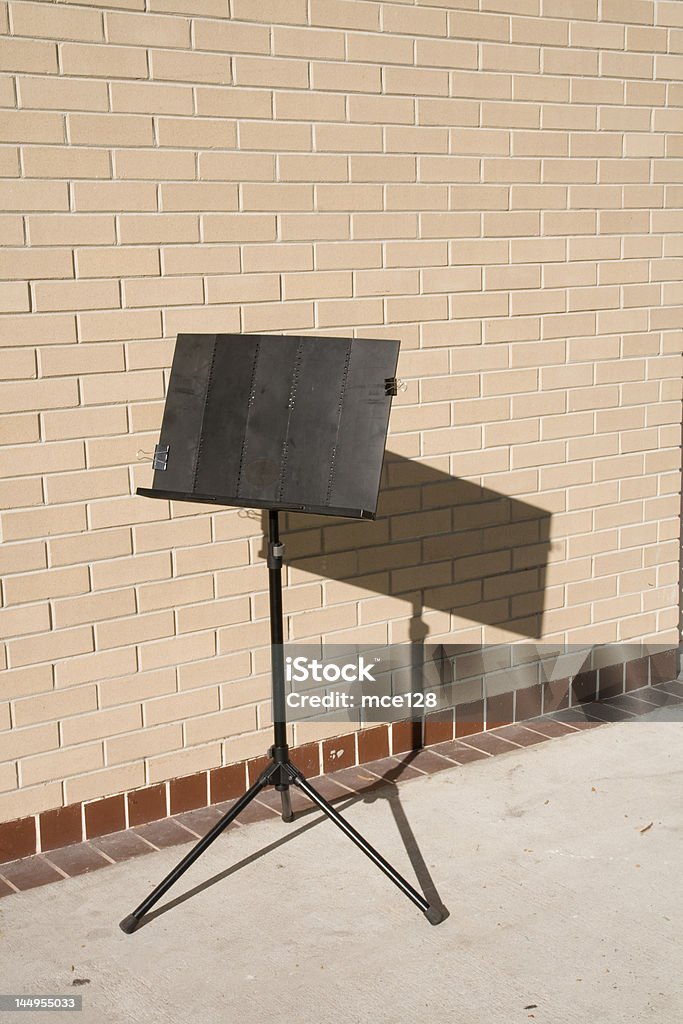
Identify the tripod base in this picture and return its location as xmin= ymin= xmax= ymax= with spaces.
xmin=119 ymin=749 xmax=444 ymax=933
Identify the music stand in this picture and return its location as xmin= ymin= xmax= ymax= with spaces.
xmin=119 ymin=333 xmax=443 ymax=932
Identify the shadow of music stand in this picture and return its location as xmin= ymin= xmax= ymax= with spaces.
xmin=119 ymin=332 xmax=443 ymax=933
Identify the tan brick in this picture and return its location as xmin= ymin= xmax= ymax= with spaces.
xmin=316 ymin=241 xmax=381 ymax=270
xmin=91 ymin=551 xmax=170 ymax=592
xmin=231 ymin=55 xmax=306 ymax=90
xmin=9 ymin=625 xmax=94 ymax=670
xmin=78 ymin=369 xmax=163 ymax=407
xmin=199 ymin=148 xmax=270 ymax=181
xmin=352 ymin=155 xmax=416 ymax=182
xmin=147 ymin=743 xmax=221 ymax=784
xmin=0 ymin=147 xmax=19 ymax=179
xmin=310 ymin=60 xmax=380 ymax=94
xmin=420 ymin=98 xmax=479 ymax=129
xmin=21 ymin=147 xmax=110 ymax=182
xmin=416 ymin=38 xmax=478 ymax=70
xmin=105 ymin=721 xmax=181 ymax=764
xmin=72 ymin=182 xmax=157 ymax=213
xmin=149 ymin=0 xmax=220 ymax=11
xmin=451 ymin=290 xmax=508 ymax=319
xmin=139 ymin=631 xmax=215 ymax=672
xmin=315 ymin=297 xmax=382 ymax=328
xmin=241 ymin=243 xmax=312 ymax=274
xmin=27 ymin=214 xmax=115 ymax=247
xmin=33 ymin=280 xmax=120 ymax=314
xmin=48 ymin=467 xmax=129 ymax=509
xmin=119 ymin=213 xmax=200 ymax=245
xmin=163 ymin=305 xmax=241 ymax=336
xmin=73 ymin=262 xmax=154 ymax=299
xmin=241 ymin=300 xmax=314 ymax=333
xmin=156 ymin=116 xmax=236 ymax=149
xmin=78 ymin=309 xmax=162 ymax=342
xmin=21 ymin=742 xmax=103 ymax=787
xmin=512 ymin=15 xmax=567 ymax=45
xmin=0 ymin=313 xmax=77 ymax=350
xmin=282 ymin=271 xmax=351 ymax=301
xmin=0 ymin=284 xmax=30 ymax=315
xmin=513 ymin=75 xmax=568 ymax=103
xmin=61 ymin=704 xmax=142 ymax=748
xmin=0 ymin=782 xmax=62 ymax=822
xmin=603 ymin=0 xmax=653 ymax=24
xmin=316 ymin=123 xmax=381 ymax=153
xmin=0 ymin=722 xmax=58 ymax=763
xmin=0 ymin=602 xmax=51 ymax=639
xmin=114 ymin=147 xmax=195 ymax=180
xmin=53 ymin=587 xmax=136 ymax=630
xmin=5 ymin=565 xmax=89 ymax=607
xmin=513 ymin=132 xmax=568 ymax=158
xmin=272 ymin=25 xmax=344 ymax=59
xmin=240 ymin=120 xmax=309 ymax=151
xmin=0 ymin=476 xmax=42 ymax=512
xmin=387 ymin=294 xmax=448 ymax=323
xmin=18 ymin=78 xmax=100 ymax=116
xmin=68 ymin=114 xmax=152 ymax=149
xmin=185 ymin=706 xmax=257 ymax=746
xmin=96 ymin=609 xmax=174 ymax=650
xmin=0 ymin=180 xmax=68 ymax=213
xmin=123 ymin=275 xmax=203 ymax=309
xmin=54 ymin=645 xmax=137 ymax=689
xmin=0 ymin=216 xmax=24 ymax=245
xmin=0 ymin=663 xmax=51 ymax=701
xmin=481 ymin=44 xmax=540 ymax=74
xmin=0 ymin=38 xmax=58 ymax=74
xmin=150 ymin=49 xmax=228 ymax=84
xmin=106 ymin=10 xmax=189 ymax=47
xmin=484 ymin=158 xmax=540 ymax=183
xmin=1 ymin=501 xmax=87 ymax=544
xmin=0 ymin=373 xmax=79 ymax=416
xmin=12 ymin=1 xmax=103 ymax=39
xmin=309 ymin=0 xmax=379 ymax=31
xmin=0 ymin=413 xmax=40 ymax=445
xmin=98 ymin=665 xmax=175 ymax=708
xmin=137 ymin=575 xmax=213 ymax=615
xmin=0 ymin=762 xmax=17 ymax=794
xmin=344 ymin=33 xmax=411 ymax=70
xmin=657 ymin=0 xmax=683 ymax=27
xmin=61 ymin=42 xmax=148 ymax=79
xmin=41 ymin=408 xmax=126 ymax=445
xmin=176 ymin=596 xmax=250 ymax=634
xmin=65 ymin=763 xmax=145 ymax=806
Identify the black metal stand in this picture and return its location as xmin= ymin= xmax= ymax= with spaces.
xmin=119 ymin=511 xmax=443 ymax=933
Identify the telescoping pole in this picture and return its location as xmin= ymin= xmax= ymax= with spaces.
xmin=267 ymin=510 xmax=288 ymax=756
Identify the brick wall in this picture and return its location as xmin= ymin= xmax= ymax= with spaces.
xmin=0 ymin=0 xmax=682 ymax=827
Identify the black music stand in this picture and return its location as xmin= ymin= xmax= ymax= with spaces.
xmin=119 ymin=333 xmax=443 ymax=932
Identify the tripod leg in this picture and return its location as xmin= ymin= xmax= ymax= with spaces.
xmin=279 ymin=786 xmax=294 ymax=823
xmin=292 ymin=774 xmax=444 ymax=925
xmin=119 ymin=772 xmax=270 ymax=934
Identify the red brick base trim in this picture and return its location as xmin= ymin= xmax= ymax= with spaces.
xmin=0 ymin=649 xmax=676 ymax=865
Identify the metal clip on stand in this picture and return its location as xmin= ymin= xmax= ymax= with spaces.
xmin=120 ymin=510 xmax=443 ymax=933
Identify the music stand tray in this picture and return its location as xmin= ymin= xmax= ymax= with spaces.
xmin=119 ymin=333 xmax=443 ymax=932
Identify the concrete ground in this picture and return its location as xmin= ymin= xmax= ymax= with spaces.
xmin=1 ymin=709 xmax=681 ymax=1024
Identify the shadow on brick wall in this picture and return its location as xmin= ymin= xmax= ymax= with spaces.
xmin=269 ymin=450 xmax=552 ymax=642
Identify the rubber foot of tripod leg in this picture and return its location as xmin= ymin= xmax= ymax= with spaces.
xmin=282 ymin=811 xmax=295 ymax=823
xmin=423 ymin=905 xmax=445 ymax=926
xmin=119 ymin=914 xmax=140 ymax=934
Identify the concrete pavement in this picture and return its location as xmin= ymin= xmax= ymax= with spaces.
xmin=1 ymin=709 xmax=681 ymax=1024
